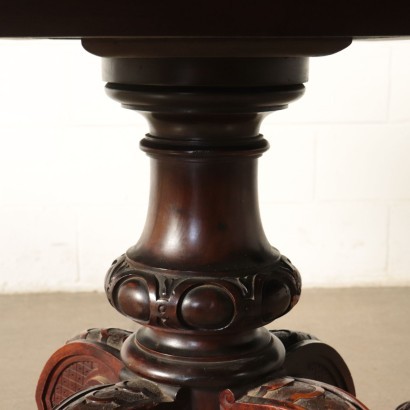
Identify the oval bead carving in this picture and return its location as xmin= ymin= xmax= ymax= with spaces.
xmin=261 ymin=281 xmax=291 ymax=323
xmin=116 ymin=278 xmax=150 ymax=322
xmin=180 ymin=285 xmax=235 ymax=330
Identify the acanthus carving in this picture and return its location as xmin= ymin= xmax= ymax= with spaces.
xmin=105 ymin=252 xmax=301 ymax=332
xmin=55 ymin=379 xmax=173 ymax=409
xmin=67 ymin=328 xmax=132 ymax=351
xmin=219 ymin=377 xmax=369 ymax=410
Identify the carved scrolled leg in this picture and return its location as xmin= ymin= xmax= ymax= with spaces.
xmin=219 ymin=377 xmax=369 ymax=410
xmin=271 ymin=330 xmax=355 ymax=395
xmin=36 ymin=328 xmax=132 ymax=409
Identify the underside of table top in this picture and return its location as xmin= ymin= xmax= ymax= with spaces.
xmin=0 ymin=0 xmax=409 ymax=38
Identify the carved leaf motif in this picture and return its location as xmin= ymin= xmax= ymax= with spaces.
xmin=220 ymin=377 xmax=369 ymax=410
xmin=67 ymin=328 xmax=132 ymax=350
xmin=61 ymin=379 xmax=173 ymax=409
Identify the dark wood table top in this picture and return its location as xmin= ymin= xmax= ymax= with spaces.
xmin=0 ymin=0 xmax=409 ymax=38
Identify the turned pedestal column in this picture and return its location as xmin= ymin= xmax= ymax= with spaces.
xmin=103 ymin=58 xmax=305 ymax=409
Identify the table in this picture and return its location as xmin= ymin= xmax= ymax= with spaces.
xmin=1 ymin=2 xmax=410 ymax=409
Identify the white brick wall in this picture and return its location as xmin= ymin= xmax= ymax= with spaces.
xmin=0 ymin=39 xmax=409 ymax=292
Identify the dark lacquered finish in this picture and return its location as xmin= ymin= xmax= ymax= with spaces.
xmin=14 ymin=5 xmax=406 ymax=408
xmin=36 ymin=48 xmax=374 ymax=409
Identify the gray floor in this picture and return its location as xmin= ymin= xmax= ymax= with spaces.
xmin=1 ymin=288 xmax=409 ymax=409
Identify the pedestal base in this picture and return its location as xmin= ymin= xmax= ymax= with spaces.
xmin=36 ymin=43 xmax=373 ymax=410
xmin=37 ymin=328 xmax=362 ymax=409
